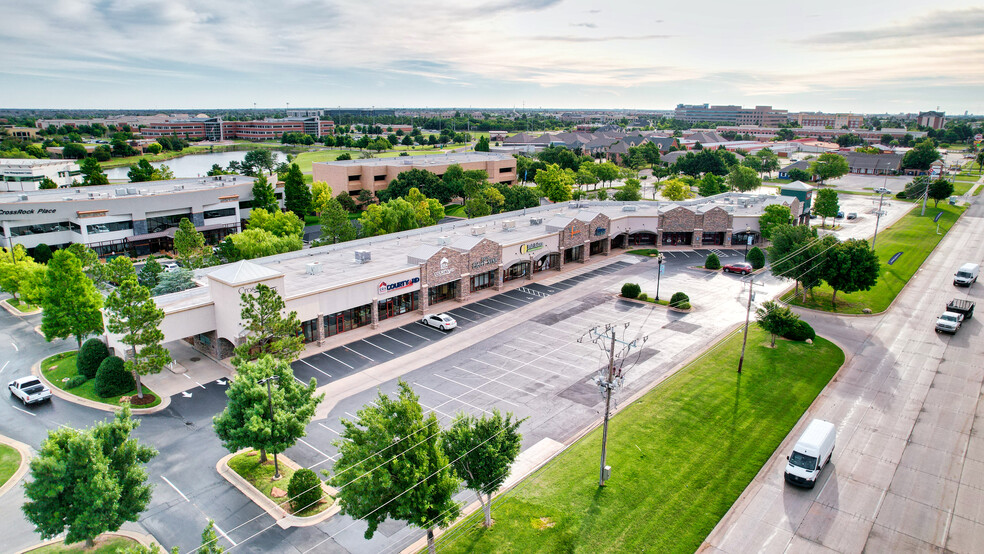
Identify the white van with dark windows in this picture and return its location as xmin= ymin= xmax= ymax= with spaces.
xmin=954 ymin=263 xmax=980 ymax=287
xmin=784 ymin=419 xmax=835 ymax=488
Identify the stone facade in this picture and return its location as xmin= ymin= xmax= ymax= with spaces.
xmin=660 ymin=207 xmax=698 ymax=232
xmin=558 ymin=219 xmax=590 ymax=249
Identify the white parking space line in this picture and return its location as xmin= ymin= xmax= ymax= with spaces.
xmin=415 ymin=321 xmax=450 ymax=334
xmin=394 ymin=327 xmax=431 ymax=341
xmin=322 ymin=352 xmax=354 ymax=369
xmin=446 ymin=310 xmax=476 ymax=323
xmin=293 ymin=375 xmax=308 ymax=386
xmin=470 ymin=301 xmax=504 ymax=313
xmin=361 ymin=339 xmax=394 ymax=355
xmin=486 ymin=350 xmax=567 ymax=377
xmin=454 ymin=364 xmax=550 ymax=391
xmin=436 ymin=374 xmax=521 ymax=407
xmin=213 ymin=523 xmax=237 ymax=547
xmin=0 ymin=360 xmax=8 ymax=375
xmin=343 ymin=345 xmax=375 ymax=362
xmin=484 ymin=296 xmax=522 ymax=309
xmin=12 ymin=405 xmax=35 ymax=416
xmin=456 ymin=305 xmax=488 ymax=317
xmin=413 ymin=382 xmax=492 ymax=415
xmin=420 ymin=402 xmax=455 ymax=420
xmin=380 ymin=332 xmax=412 ymax=348
xmin=490 ymin=348 xmax=581 ymax=371
xmin=161 ymin=475 xmax=190 ymax=502
xmin=467 ymin=358 xmax=555 ymax=388
xmin=318 ymin=422 xmax=353 ymax=441
xmin=10 ymin=342 xmax=18 ymax=352
xmin=298 ymin=358 xmax=331 ymax=378
xmin=298 ymin=438 xmax=335 ymax=461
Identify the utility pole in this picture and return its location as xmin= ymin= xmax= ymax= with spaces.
xmin=581 ymin=323 xmax=645 ymax=486
xmin=737 ymin=277 xmax=765 ymax=374
xmin=871 ymin=191 xmax=886 ymax=250
xmin=259 ymin=375 xmax=282 ymax=479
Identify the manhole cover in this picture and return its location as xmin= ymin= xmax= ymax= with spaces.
xmin=190 ymin=357 xmax=200 ymax=362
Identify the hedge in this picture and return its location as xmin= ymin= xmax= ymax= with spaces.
xmin=621 ymin=283 xmax=641 ymax=299
xmin=94 ymin=356 xmax=135 ymax=398
xmin=288 ymin=468 xmax=323 ymax=512
xmin=77 ymin=338 xmax=110 ymax=380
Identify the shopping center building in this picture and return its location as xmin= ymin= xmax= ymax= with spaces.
xmin=0 ymin=175 xmax=267 ymax=256
xmin=137 ymin=191 xmax=802 ymax=360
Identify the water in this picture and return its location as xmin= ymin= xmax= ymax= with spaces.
xmin=105 ymin=150 xmax=288 ymax=180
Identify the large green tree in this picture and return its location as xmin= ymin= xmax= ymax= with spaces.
xmin=768 ymin=224 xmax=824 ymax=298
xmin=0 ymin=245 xmax=41 ymax=302
xmin=901 ymin=139 xmax=940 ymax=171
xmin=79 ymin=157 xmax=109 ymax=186
xmin=474 ymin=135 xmax=490 ymax=152
xmin=213 ymin=356 xmax=323 ymax=462
xmin=758 ymin=204 xmax=792 ymax=240
xmin=329 ymin=381 xmax=460 ymax=554
xmin=250 ymin=175 xmax=279 ymax=213
xmin=172 ymin=217 xmax=206 ymax=269
xmin=22 ymin=407 xmax=156 ymax=548
xmin=822 ymin=239 xmax=880 ymax=306
xmin=104 ymin=258 xmax=171 ymax=399
xmin=318 ymin=196 xmax=358 ymax=244
xmin=813 ymin=188 xmax=840 ymax=228
xmin=726 ymin=165 xmax=761 ymax=192
xmin=809 ymin=153 xmax=849 ymax=185
xmin=755 ymin=301 xmax=800 ymax=347
xmin=243 ymin=149 xmax=276 ymax=175
xmin=928 ymin=178 xmax=955 ymax=206
xmin=41 ymin=250 xmax=104 ymax=347
xmin=283 ymin=163 xmax=312 ymax=217
xmin=443 ymin=410 xmax=525 ymax=528
xmin=233 ymin=283 xmax=304 ymax=365
xmin=660 ymin=178 xmax=695 ymax=201
xmin=248 ymin=207 xmax=304 ymax=237
xmin=533 ymin=163 xmax=574 ymax=202
xmin=225 ymin=228 xmax=302 ymax=260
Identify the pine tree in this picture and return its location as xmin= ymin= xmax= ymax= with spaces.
xmin=233 ymin=284 xmax=304 ymax=365
xmin=250 ymin=174 xmax=279 ymax=214
xmin=283 ymin=163 xmax=312 ymax=217
xmin=41 ymin=250 xmax=103 ymax=347
xmin=318 ymin=196 xmax=357 ymax=244
xmin=172 ymin=217 xmax=205 ymax=269
xmin=104 ymin=268 xmax=171 ymax=400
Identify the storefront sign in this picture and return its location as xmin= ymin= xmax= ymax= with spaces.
xmin=471 ymin=256 xmax=499 ymax=270
xmin=378 ymin=276 xmax=420 ymax=294
xmin=594 ymin=227 xmax=607 ymax=236
xmin=434 ymin=257 xmax=455 ymax=277
xmin=568 ymin=225 xmax=581 ymax=236
xmin=519 ymin=241 xmax=544 ymax=254
xmin=238 ymin=284 xmax=279 ymax=295
xmin=0 ymin=208 xmax=56 ymax=215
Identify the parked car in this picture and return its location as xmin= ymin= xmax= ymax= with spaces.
xmin=421 ymin=313 xmax=457 ymax=331
xmin=8 ymin=376 xmax=52 ymax=405
xmin=722 ymin=262 xmax=753 ymax=275
xmin=784 ymin=419 xmax=836 ymax=488
xmin=162 ymin=261 xmax=180 ymax=272
xmin=873 ymin=187 xmax=891 ymax=195
xmin=846 ymin=213 xmax=858 ymax=220
xmin=834 ymin=211 xmax=844 ymax=219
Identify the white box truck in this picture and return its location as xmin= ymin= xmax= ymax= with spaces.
xmin=784 ymin=419 xmax=836 ymax=488
xmin=954 ymin=263 xmax=980 ymax=286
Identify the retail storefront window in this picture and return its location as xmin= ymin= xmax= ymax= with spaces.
xmin=503 ymin=261 xmax=529 ymax=282
xmin=428 ymin=281 xmax=458 ymax=305
xmin=301 ymin=318 xmax=318 ymax=343
xmin=323 ymin=304 xmax=372 ymax=337
xmin=378 ymin=291 xmax=419 ymax=322
xmin=470 ymin=270 xmax=496 ymax=292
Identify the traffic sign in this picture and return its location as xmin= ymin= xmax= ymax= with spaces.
xmin=888 ymin=252 xmax=903 ymax=265
xmin=659 ymin=264 xmax=665 ymax=274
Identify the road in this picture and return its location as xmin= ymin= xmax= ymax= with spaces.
xmin=702 ymin=195 xmax=984 ymax=552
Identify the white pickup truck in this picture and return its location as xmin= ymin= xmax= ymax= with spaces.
xmin=8 ymin=376 xmax=52 ymax=405
xmin=936 ymin=299 xmax=975 ymax=334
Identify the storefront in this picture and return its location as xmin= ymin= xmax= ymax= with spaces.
xmin=589 ymin=239 xmax=607 ymax=256
xmin=563 ymin=245 xmax=583 ymax=263
xmin=611 ymin=233 xmax=627 ymax=249
xmin=533 ymin=253 xmax=560 ymax=273
xmin=701 ymin=231 xmax=725 ymax=245
xmin=301 ymin=317 xmax=318 ymax=343
xmin=731 ymin=230 xmax=759 ymax=246
xmin=629 ymin=231 xmax=657 ymax=245
xmin=378 ymin=291 xmax=420 ymax=322
xmin=662 ymin=231 xmax=692 ymax=246
xmin=504 ymin=261 xmax=530 ymax=281
xmin=324 ymin=303 xmax=373 ymax=337
xmin=470 ymin=270 xmax=497 ymax=292
xmin=428 ymin=280 xmax=459 ymax=305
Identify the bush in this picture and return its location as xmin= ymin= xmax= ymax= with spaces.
xmin=64 ymin=375 xmax=88 ymax=389
xmin=94 ymin=356 xmax=135 ymax=398
xmin=670 ymin=292 xmax=690 ymax=310
xmin=704 ymin=253 xmax=721 ymax=270
xmin=747 ymin=247 xmax=766 ymax=270
xmin=783 ymin=319 xmax=816 ymax=342
xmin=77 ymin=338 xmax=110 ymax=379
xmin=287 ymin=468 xmax=323 ymax=512
xmin=895 ymin=191 xmax=907 ymax=199
xmin=621 ymin=283 xmax=641 ymax=299
xmin=637 ymin=293 xmax=649 ymax=302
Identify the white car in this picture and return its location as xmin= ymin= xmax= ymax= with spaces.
xmin=161 ymin=261 xmax=180 ymax=272
xmin=873 ymin=187 xmax=891 ymax=195
xmin=421 ymin=313 xmax=457 ymax=331
xmin=9 ymin=376 xmax=52 ymax=405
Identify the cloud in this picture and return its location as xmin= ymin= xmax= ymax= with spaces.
xmin=805 ymin=7 xmax=984 ymax=48
xmin=468 ymin=0 xmax=563 ymax=14
xmin=571 ymin=22 xmax=597 ymax=28
xmin=529 ymin=34 xmax=674 ymax=42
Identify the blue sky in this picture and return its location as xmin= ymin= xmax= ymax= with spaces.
xmin=1 ymin=0 xmax=982 ymax=113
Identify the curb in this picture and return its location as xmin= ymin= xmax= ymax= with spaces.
xmin=216 ymin=450 xmax=340 ymax=529
xmin=32 ymin=353 xmax=172 ymax=415
xmin=0 ymin=434 xmax=31 ymax=500
xmin=15 ymin=530 xmax=161 ymax=554
xmin=0 ymin=298 xmax=40 ymax=317
xmin=615 ymin=294 xmax=693 ymax=313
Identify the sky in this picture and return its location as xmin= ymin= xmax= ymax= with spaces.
xmin=1 ymin=0 xmax=982 ymax=114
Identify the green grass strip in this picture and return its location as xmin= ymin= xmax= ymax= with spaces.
xmin=0 ymin=443 xmax=20 ymax=488
xmin=40 ymin=352 xmax=162 ymax=408
xmin=436 ymin=327 xmax=844 ymax=554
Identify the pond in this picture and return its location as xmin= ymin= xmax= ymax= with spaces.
xmin=105 ymin=150 xmax=288 ymax=180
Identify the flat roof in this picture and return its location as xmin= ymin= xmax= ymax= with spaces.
xmin=0 ymin=175 xmax=256 ymax=205
xmin=312 ymin=152 xmax=513 ymax=168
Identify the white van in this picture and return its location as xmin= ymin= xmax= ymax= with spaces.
xmin=784 ymin=419 xmax=835 ymax=488
xmin=954 ymin=263 xmax=980 ymax=287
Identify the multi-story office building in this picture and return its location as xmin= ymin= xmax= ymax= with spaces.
xmin=0 ymin=159 xmax=80 ymax=192
xmin=792 ymin=112 xmax=863 ymax=128
xmin=674 ymin=104 xmax=788 ymax=126
xmin=917 ymin=111 xmax=946 ymax=130
xmin=141 ymin=117 xmax=335 ymax=141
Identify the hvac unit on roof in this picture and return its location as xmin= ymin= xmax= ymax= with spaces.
xmin=63 ymin=197 xmax=72 ymax=201
xmin=501 ymin=220 xmax=516 ymax=230
xmin=18 ymin=194 xmax=28 ymax=201
xmin=115 ymin=188 xmax=127 ymax=196
xmin=126 ymin=187 xmax=137 ymax=195
xmin=471 ymin=225 xmax=487 ymax=236
xmin=622 ymin=205 xmax=637 ymax=212
xmin=354 ymin=250 xmax=371 ymax=264
xmin=529 ymin=217 xmax=543 ymax=225
xmin=437 ymin=235 xmax=452 ymax=245
xmin=305 ymin=261 xmax=322 ymax=275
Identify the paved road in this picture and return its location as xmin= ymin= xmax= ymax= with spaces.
xmin=702 ymin=196 xmax=984 ymax=552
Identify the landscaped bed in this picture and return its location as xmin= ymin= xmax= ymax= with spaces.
xmin=40 ymin=352 xmax=162 ymax=408
xmin=434 ymin=326 xmax=844 ymax=554
xmin=4 ymin=297 xmax=39 ymax=313
xmin=0 ymin=443 xmax=20 ymax=487
xmin=227 ymin=450 xmax=333 ymax=517
xmin=626 ymin=248 xmax=660 ymax=257
xmin=24 ymin=536 xmax=139 ymax=553
xmin=785 ymin=203 xmax=965 ymax=314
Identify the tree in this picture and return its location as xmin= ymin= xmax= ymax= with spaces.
xmin=704 ymin=252 xmax=721 ymax=269
xmin=137 ymin=256 xmax=163 ymax=289
xmin=329 ymin=382 xmax=460 ymax=554
xmin=592 ymin=162 xmax=620 ymax=185
xmin=758 ymin=204 xmax=792 ymax=240
xmin=248 ymin=207 xmax=303 ymax=238
xmin=22 ymin=406 xmax=156 ymax=548
xmin=38 ymin=176 xmax=58 ymax=189
xmin=747 ymin=246 xmax=766 ymax=269
xmin=768 ymin=224 xmax=823 ymax=298
xmin=226 ymin=228 xmax=302 ymax=260
xmin=443 ymin=410 xmax=524 ymax=528
xmin=787 ymin=167 xmax=813 ymax=183
xmin=834 ymin=133 xmax=864 ymax=147
xmin=928 ymin=178 xmax=954 ymax=206
xmin=198 ymin=520 xmax=225 ymax=554
xmin=976 ymin=150 xmax=984 ymax=175
xmin=33 ymin=243 xmax=53 ymax=264
xmin=756 ymin=148 xmax=781 ymax=177
xmin=173 ymin=217 xmax=206 ymax=269
xmin=661 ymin=178 xmax=695 ymax=201
xmin=104 ymin=263 xmax=171 ymax=400
xmin=0 ymin=245 xmax=39 ymax=302
xmin=41 ymin=250 xmax=103 ymax=348
xmin=336 ymin=191 xmax=358 ymax=212
xmin=475 ymin=135 xmax=490 ymax=152
xmin=533 ymin=164 xmax=574 ymax=202
xmin=809 ymin=153 xmax=849 ymax=185
xmin=79 ymin=157 xmax=109 ymax=186
xmin=233 ymin=283 xmax=304 ymax=365
xmin=62 ymin=143 xmax=88 ymax=160
xmin=310 ymin=181 xmax=333 ymax=215
xmin=813 ymin=188 xmax=839 ymax=228
xmin=901 ymin=139 xmax=940 ymax=171
xmin=250 ymin=175 xmax=279 ymax=213
xmin=213 ymin=356 xmax=323 ymax=463
xmin=822 ymin=239 xmax=880 ymax=306
xmin=283 ymin=164 xmax=312 ymax=217
xmin=726 ymin=165 xmax=761 ymax=192
xmin=755 ymin=301 xmax=799 ymax=347
xmin=151 ymin=268 xmax=195 ymax=296
xmin=613 ymin=178 xmax=642 ymax=201
xmin=336 ymin=152 xmax=352 ymax=161
xmin=698 ymin=173 xmax=727 ymax=197
xmin=380 ymin=168 xmax=443 ymax=203
xmin=127 ymin=159 xmax=156 ymax=182
xmin=318 ymin=196 xmax=358 ymax=244
xmin=243 ymin=149 xmax=275 ymax=175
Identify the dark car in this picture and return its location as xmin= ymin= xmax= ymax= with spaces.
xmin=846 ymin=212 xmax=858 ymax=220
xmin=835 ymin=211 xmax=845 ymax=219
xmin=723 ymin=262 xmax=753 ymax=275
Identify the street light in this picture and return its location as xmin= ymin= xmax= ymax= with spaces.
xmin=258 ymin=375 xmax=282 ymax=480
xmin=743 ymin=225 xmax=751 ymax=261
xmin=655 ymin=254 xmax=665 ymax=301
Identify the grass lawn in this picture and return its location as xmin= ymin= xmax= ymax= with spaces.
xmin=291 ymin=150 xmax=362 ymax=174
xmin=785 ymin=203 xmax=966 ymax=314
xmin=765 ymin=178 xmax=793 ymax=184
xmin=626 ymin=248 xmax=660 ymax=256
xmin=444 ymin=204 xmax=467 ymax=218
xmin=975 ymin=186 xmax=984 ymax=196
xmin=227 ymin=450 xmax=332 ymax=517
xmin=5 ymin=297 xmax=39 ymax=312
xmin=953 ymin=182 xmax=974 ymax=196
xmin=40 ymin=352 xmax=162 ymax=409
xmin=436 ymin=327 xmax=844 ymax=554
xmin=25 ymin=536 xmax=138 ymax=553
xmin=0 ymin=443 xmax=21 ymax=487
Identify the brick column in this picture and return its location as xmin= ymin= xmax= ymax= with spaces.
xmin=371 ymin=298 xmax=379 ymax=329
xmin=693 ymin=228 xmax=703 ymax=247
xmin=420 ymin=285 xmax=429 ymax=312
xmin=458 ymin=275 xmax=470 ymax=302
xmin=604 ymin=237 xmax=611 ymax=255
xmin=583 ymin=240 xmax=591 ymax=263
xmin=495 ymin=264 xmax=504 ymax=290
xmin=316 ymin=313 xmax=325 ymax=345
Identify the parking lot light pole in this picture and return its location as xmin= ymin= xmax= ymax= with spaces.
xmin=655 ymin=254 xmax=664 ymax=301
xmin=259 ymin=375 xmax=282 ymax=480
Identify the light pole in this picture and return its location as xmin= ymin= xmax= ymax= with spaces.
xmin=655 ymin=254 xmax=664 ymax=301
xmin=743 ymin=225 xmax=751 ymax=261
xmin=871 ymin=190 xmax=887 ymax=250
xmin=737 ymin=276 xmax=754 ymax=374
xmin=259 ymin=375 xmax=282 ymax=479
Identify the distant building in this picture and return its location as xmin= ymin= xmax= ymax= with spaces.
xmin=791 ymin=112 xmax=863 ymax=129
xmin=673 ymin=104 xmax=789 ymax=126
xmin=715 ymin=125 xmax=925 ymax=142
xmin=2 ymin=126 xmax=39 ymax=139
xmin=141 ymin=116 xmax=335 ymax=141
xmin=35 ymin=114 xmax=177 ymax=130
xmin=917 ymin=111 xmax=946 ymax=130
xmin=840 ymin=152 xmax=903 ymax=175
xmin=0 ymin=159 xmax=80 ymax=191
xmin=777 ymin=160 xmax=816 ymax=181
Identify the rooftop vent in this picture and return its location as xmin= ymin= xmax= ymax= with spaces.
xmin=305 ymin=261 xmax=322 ymax=275
xmin=529 ymin=217 xmax=543 ymax=226
xmin=437 ymin=236 xmax=452 ymax=246
xmin=354 ymin=250 xmax=371 ymax=264
xmin=126 ymin=187 xmax=137 ymax=195
xmin=501 ymin=220 xmax=516 ymax=230
xmin=115 ymin=188 xmax=128 ymax=196
xmin=622 ymin=205 xmax=637 ymax=212
xmin=471 ymin=225 xmax=487 ymax=236
xmin=18 ymin=194 xmax=28 ymax=201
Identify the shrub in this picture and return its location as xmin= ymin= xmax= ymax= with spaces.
xmin=77 ymin=338 xmax=110 ymax=380
xmin=747 ymin=247 xmax=766 ymax=270
xmin=621 ymin=283 xmax=641 ymax=299
xmin=783 ymin=319 xmax=816 ymax=342
xmin=64 ymin=375 xmax=88 ymax=389
xmin=287 ymin=468 xmax=323 ymax=512
xmin=637 ymin=293 xmax=649 ymax=302
xmin=670 ymin=292 xmax=690 ymax=309
xmin=704 ymin=253 xmax=721 ymax=270
xmin=94 ymin=356 xmax=135 ymax=398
